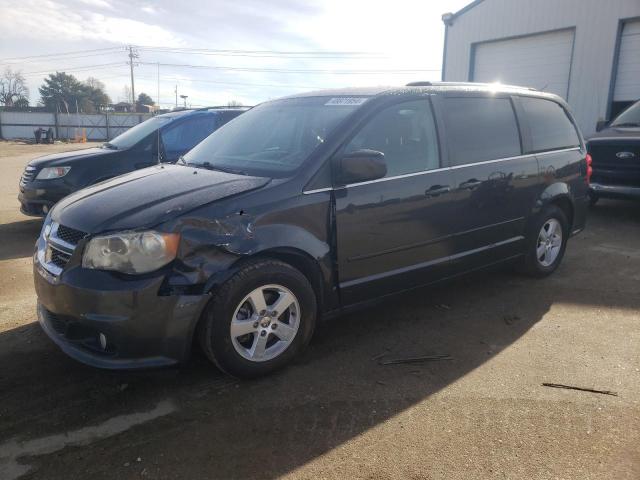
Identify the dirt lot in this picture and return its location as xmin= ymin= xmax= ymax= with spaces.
xmin=0 ymin=141 xmax=638 ymax=480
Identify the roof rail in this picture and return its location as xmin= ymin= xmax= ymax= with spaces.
xmin=406 ymin=81 xmax=537 ymax=91
xmin=195 ymin=105 xmax=252 ymax=111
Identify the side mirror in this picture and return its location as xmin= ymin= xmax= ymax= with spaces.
xmin=596 ymin=120 xmax=608 ymax=132
xmin=336 ymin=149 xmax=387 ymax=185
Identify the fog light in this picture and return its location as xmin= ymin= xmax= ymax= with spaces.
xmin=99 ymin=333 xmax=107 ymax=350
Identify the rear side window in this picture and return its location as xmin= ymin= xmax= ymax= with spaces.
xmin=443 ymin=97 xmax=521 ymax=166
xmin=343 ymin=99 xmax=440 ymax=177
xmin=519 ymin=97 xmax=580 ymax=153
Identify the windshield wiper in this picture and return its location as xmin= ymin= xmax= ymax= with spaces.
xmin=189 ymin=161 xmax=249 ymax=176
xmin=103 ymin=142 xmax=118 ymax=150
xmin=612 ymin=122 xmax=640 ymax=127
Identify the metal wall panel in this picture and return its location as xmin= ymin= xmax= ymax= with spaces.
xmin=0 ymin=112 xmax=152 ymax=140
xmin=613 ymin=20 xmax=640 ymax=101
xmin=443 ymin=0 xmax=640 ymax=135
xmin=473 ymin=29 xmax=574 ymax=98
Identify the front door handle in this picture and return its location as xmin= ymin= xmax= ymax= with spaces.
xmin=425 ymin=185 xmax=451 ymax=198
xmin=459 ymin=178 xmax=483 ymax=190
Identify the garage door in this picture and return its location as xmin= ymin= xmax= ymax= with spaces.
xmin=613 ymin=20 xmax=640 ymax=102
xmin=472 ymin=29 xmax=574 ymax=99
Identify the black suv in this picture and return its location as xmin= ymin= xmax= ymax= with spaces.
xmin=34 ymin=83 xmax=589 ymax=377
xmin=588 ymin=99 xmax=640 ymax=205
xmin=19 ymin=107 xmax=248 ymax=216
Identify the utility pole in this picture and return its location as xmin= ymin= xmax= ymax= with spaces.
xmin=157 ymin=62 xmax=160 ymax=113
xmin=174 ymin=85 xmax=178 ymax=109
xmin=128 ymin=45 xmax=139 ymax=109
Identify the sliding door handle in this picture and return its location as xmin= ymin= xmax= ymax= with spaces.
xmin=425 ymin=185 xmax=451 ymax=198
xmin=459 ymin=178 xmax=483 ymax=190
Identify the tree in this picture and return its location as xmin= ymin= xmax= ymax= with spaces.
xmin=122 ymin=85 xmax=131 ymax=104
xmin=0 ymin=68 xmax=29 ymax=107
xmin=39 ymin=72 xmax=86 ymax=113
xmin=227 ymin=100 xmax=243 ymax=107
xmin=13 ymin=97 xmax=29 ymax=109
xmin=136 ymin=92 xmax=154 ymax=111
xmin=83 ymin=77 xmax=111 ymax=112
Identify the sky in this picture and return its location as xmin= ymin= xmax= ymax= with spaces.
xmin=0 ymin=0 xmax=471 ymax=109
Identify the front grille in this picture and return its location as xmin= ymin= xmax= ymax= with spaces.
xmin=46 ymin=310 xmax=70 ymax=335
xmin=20 ymin=166 xmax=37 ymax=186
xmin=49 ymin=247 xmax=71 ymax=268
xmin=41 ymin=307 xmax=116 ymax=355
xmin=56 ymin=225 xmax=88 ymax=246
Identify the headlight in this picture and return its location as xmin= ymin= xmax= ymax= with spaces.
xmin=82 ymin=231 xmax=180 ymax=274
xmin=36 ymin=166 xmax=71 ymax=180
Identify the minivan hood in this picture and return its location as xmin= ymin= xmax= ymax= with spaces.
xmin=51 ymin=164 xmax=270 ymax=233
xmin=29 ymin=147 xmax=115 ymax=167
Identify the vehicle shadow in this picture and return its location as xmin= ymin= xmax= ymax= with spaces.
xmin=0 ymin=199 xmax=638 ymax=478
xmin=0 ymin=218 xmax=41 ymax=261
xmin=1 ymin=264 xmax=638 ymax=479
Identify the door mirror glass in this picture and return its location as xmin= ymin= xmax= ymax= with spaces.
xmin=337 ymin=149 xmax=387 ymax=185
xmin=596 ymin=120 xmax=608 ymax=132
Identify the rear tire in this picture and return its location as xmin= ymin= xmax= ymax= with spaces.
xmin=588 ymin=192 xmax=599 ymax=207
xmin=197 ymin=259 xmax=317 ymax=378
xmin=519 ymin=205 xmax=569 ymax=277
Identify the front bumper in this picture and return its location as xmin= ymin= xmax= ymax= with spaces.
xmin=18 ymin=181 xmax=70 ymax=217
xmin=590 ymin=182 xmax=640 ymax=200
xmin=34 ymin=258 xmax=210 ymax=369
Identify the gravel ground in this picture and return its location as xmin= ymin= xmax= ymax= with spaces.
xmin=0 ymin=141 xmax=638 ymax=480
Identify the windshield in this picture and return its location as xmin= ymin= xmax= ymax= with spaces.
xmin=105 ymin=116 xmax=173 ymax=149
xmin=611 ymin=100 xmax=640 ymax=127
xmin=183 ymin=96 xmax=367 ymax=177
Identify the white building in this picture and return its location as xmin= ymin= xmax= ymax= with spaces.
xmin=441 ymin=0 xmax=640 ymax=135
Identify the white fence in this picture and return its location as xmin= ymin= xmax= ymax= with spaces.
xmin=0 ymin=111 xmax=154 ymax=141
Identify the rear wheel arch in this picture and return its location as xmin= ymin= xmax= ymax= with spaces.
xmin=549 ymin=195 xmax=574 ymax=231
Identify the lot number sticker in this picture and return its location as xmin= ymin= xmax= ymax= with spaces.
xmin=325 ymin=97 xmax=368 ymax=106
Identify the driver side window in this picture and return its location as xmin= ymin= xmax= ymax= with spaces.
xmin=343 ymin=99 xmax=440 ymax=178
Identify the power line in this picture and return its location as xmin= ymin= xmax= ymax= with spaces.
xmin=0 ymin=47 xmax=123 ymax=63
xmin=139 ymin=61 xmax=439 ymax=75
xmin=135 ymin=45 xmax=382 ymax=56
xmin=21 ymin=62 xmax=127 ymax=77
xmin=137 ymin=46 xmax=385 ymax=59
xmin=0 ymin=50 xmax=129 ymax=66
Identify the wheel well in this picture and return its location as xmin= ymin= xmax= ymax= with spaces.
xmin=248 ymin=249 xmax=325 ymax=309
xmin=550 ymin=196 xmax=574 ymax=229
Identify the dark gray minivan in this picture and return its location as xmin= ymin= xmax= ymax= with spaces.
xmin=34 ymin=83 xmax=589 ymax=377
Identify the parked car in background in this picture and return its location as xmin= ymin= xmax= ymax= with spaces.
xmin=34 ymin=83 xmax=589 ymax=378
xmin=18 ymin=106 xmax=249 ymax=216
xmin=588 ymin=99 xmax=640 ymax=205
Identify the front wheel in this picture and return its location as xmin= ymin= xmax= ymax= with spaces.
xmin=519 ymin=205 xmax=569 ymax=277
xmin=197 ymin=259 xmax=317 ymax=378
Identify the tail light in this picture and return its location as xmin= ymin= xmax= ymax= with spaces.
xmin=585 ymin=153 xmax=593 ymax=185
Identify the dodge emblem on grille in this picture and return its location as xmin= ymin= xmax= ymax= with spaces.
xmin=616 ymin=151 xmax=636 ymax=159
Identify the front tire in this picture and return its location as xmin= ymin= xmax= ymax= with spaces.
xmin=197 ymin=259 xmax=317 ymax=378
xmin=519 ymin=205 xmax=569 ymax=277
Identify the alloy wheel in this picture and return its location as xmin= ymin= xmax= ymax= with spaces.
xmin=536 ymin=218 xmax=563 ymax=267
xmin=230 ymin=284 xmax=301 ymax=362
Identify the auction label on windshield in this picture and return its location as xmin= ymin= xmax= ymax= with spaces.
xmin=325 ymin=97 xmax=368 ymax=106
